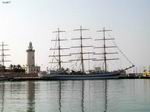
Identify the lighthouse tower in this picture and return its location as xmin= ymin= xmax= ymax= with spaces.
xmin=27 ymin=42 xmax=35 ymax=67
xmin=26 ymin=42 xmax=40 ymax=74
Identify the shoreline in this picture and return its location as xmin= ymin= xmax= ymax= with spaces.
xmin=0 ymin=72 xmax=150 ymax=81
xmin=0 ymin=76 xmax=150 ymax=81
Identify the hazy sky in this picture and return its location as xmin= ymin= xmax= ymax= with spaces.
xmin=0 ymin=0 xmax=150 ymax=71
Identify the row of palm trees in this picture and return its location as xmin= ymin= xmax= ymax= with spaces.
xmin=9 ymin=64 xmax=23 ymax=70
xmin=0 ymin=64 xmax=25 ymax=72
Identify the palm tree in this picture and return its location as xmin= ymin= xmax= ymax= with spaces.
xmin=17 ymin=64 xmax=21 ymax=69
xmin=9 ymin=64 xmax=13 ymax=70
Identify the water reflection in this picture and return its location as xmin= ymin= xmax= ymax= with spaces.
xmin=104 ymin=80 xmax=107 ymax=112
xmin=58 ymin=81 xmax=85 ymax=112
xmin=81 ymin=81 xmax=85 ymax=112
xmin=57 ymin=80 xmax=105 ymax=112
xmin=58 ymin=81 xmax=61 ymax=112
xmin=27 ymin=81 xmax=35 ymax=112
xmin=0 ymin=80 xmax=150 ymax=112
xmin=0 ymin=83 xmax=5 ymax=112
xmin=0 ymin=81 xmax=107 ymax=112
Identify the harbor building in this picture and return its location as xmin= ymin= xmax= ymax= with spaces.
xmin=26 ymin=42 xmax=40 ymax=74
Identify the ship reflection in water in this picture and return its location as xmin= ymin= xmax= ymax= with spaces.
xmin=0 ymin=80 xmax=150 ymax=112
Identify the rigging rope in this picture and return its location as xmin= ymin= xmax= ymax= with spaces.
xmin=113 ymin=40 xmax=134 ymax=66
xmin=107 ymin=34 xmax=134 ymax=66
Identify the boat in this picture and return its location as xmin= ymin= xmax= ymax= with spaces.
xmin=38 ymin=26 xmax=134 ymax=80
xmin=38 ymin=71 xmax=122 ymax=80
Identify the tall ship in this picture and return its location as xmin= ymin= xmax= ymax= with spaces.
xmin=38 ymin=26 xmax=134 ymax=80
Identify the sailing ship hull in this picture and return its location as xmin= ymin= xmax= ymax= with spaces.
xmin=38 ymin=72 xmax=121 ymax=80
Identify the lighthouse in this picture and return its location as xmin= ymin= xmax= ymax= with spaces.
xmin=26 ymin=42 xmax=40 ymax=74
xmin=27 ymin=42 xmax=35 ymax=67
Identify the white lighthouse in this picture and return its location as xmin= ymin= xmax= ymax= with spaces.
xmin=27 ymin=42 xmax=35 ymax=66
xmin=26 ymin=42 xmax=40 ymax=74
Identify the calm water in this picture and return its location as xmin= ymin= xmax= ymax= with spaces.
xmin=0 ymin=79 xmax=150 ymax=112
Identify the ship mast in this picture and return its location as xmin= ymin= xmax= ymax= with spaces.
xmin=74 ymin=26 xmax=87 ymax=73
xmin=71 ymin=26 xmax=93 ymax=73
xmin=0 ymin=42 xmax=10 ymax=66
xmin=50 ymin=28 xmax=69 ymax=70
xmin=98 ymin=27 xmax=112 ymax=72
xmin=95 ymin=27 xmax=118 ymax=72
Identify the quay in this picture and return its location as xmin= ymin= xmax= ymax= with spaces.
xmin=0 ymin=74 xmax=150 ymax=81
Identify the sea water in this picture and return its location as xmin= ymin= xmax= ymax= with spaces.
xmin=0 ymin=79 xmax=150 ymax=112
